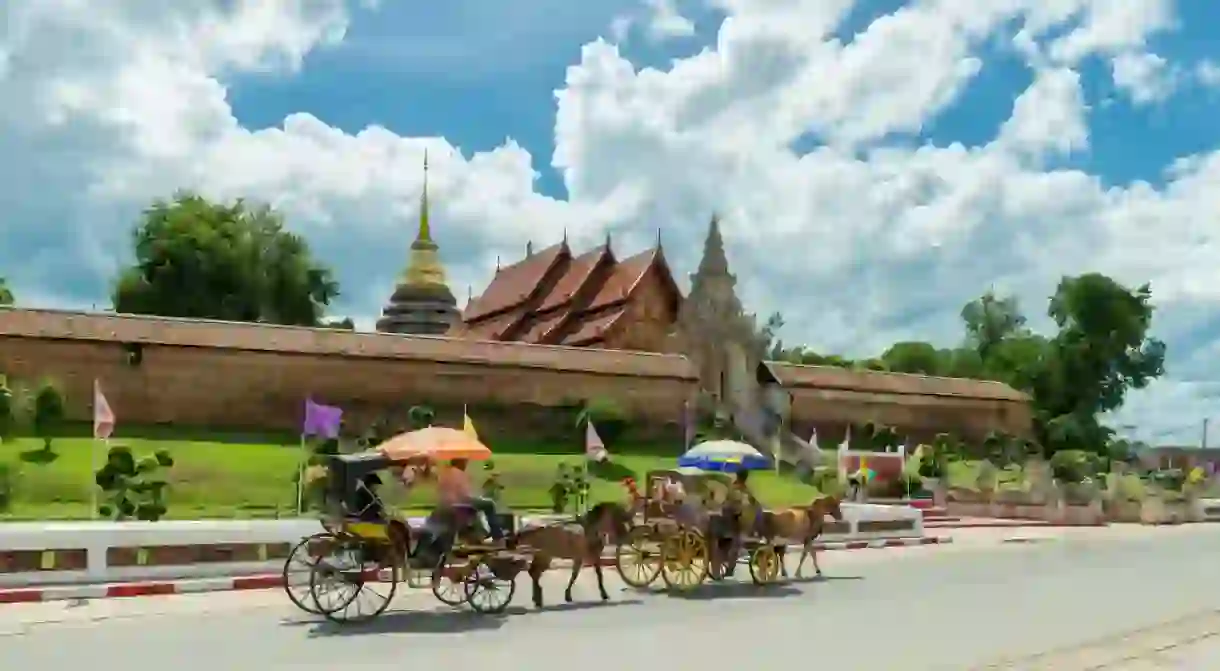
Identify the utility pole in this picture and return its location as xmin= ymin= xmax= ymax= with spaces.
xmin=1203 ymin=418 xmax=1210 ymax=450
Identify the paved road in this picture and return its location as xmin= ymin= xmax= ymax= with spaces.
xmin=2 ymin=526 xmax=1219 ymax=670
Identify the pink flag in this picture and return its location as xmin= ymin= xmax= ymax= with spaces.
xmin=585 ymin=421 xmax=608 ymax=462
xmin=93 ymin=380 xmax=115 ymax=440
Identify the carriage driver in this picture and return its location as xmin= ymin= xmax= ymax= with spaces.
xmin=437 ymin=458 xmax=506 ymax=546
xmin=722 ymin=470 xmax=763 ymax=571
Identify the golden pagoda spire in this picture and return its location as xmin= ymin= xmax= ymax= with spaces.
xmin=418 ymin=149 xmax=431 ymax=242
xmin=402 ymin=149 xmax=447 ymax=286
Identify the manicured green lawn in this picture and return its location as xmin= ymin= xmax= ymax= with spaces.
xmin=0 ymin=435 xmax=823 ymax=520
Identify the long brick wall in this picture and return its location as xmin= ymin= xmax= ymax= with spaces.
xmin=0 ymin=308 xmax=1031 ymax=439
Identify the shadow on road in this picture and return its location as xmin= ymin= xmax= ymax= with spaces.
xmin=305 ymin=608 xmax=507 ymax=637
xmin=785 ymin=574 xmax=865 ymax=585
xmin=667 ymin=581 xmax=803 ymax=600
xmin=512 ymin=600 xmax=649 ymax=614
xmin=291 ymin=596 xmax=644 ymax=636
xmin=508 ymin=597 xmax=645 ymax=615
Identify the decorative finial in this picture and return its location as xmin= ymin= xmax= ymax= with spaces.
xmin=416 ymin=149 xmax=432 ymax=243
xmin=604 ymin=230 xmax=612 ymax=249
xmin=562 ymin=227 xmax=568 ymax=243
xmin=656 ymin=228 xmax=663 ymax=249
xmin=526 ymin=240 xmax=533 ymax=255
xmin=466 ymin=284 xmax=473 ymax=305
xmin=495 ymin=255 xmax=501 ymax=272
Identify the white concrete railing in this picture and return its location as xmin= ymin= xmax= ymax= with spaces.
xmin=0 ymin=506 xmax=922 ymax=588
xmin=1194 ymin=498 xmax=1220 ymax=522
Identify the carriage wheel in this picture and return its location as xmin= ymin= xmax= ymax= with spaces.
xmin=309 ymin=543 xmax=399 ymax=624
xmin=749 ymin=545 xmax=782 ymax=585
xmin=432 ymin=555 xmax=471 ymax=607
xmin=660 ymin=530 xmax=709 ymax=591
xmin=615 ymin=524 xmax=662 ymax=588
xmin=283 ymin=532 xmax=337 ymax=614
xmin=462 ymin=559 xmax=516 ymax=614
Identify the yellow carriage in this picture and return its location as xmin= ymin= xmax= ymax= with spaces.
xmin=614 ymin=468 xmax=731 ymax=591
xmin=286 ymin=434 xmax=527 ymax=624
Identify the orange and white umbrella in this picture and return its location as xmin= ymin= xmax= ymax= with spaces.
xmin=377 ymin=427 xmax=492 ymax=462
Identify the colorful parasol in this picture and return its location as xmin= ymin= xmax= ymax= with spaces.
xmin=677 ymin=439 xmax=771 ymax=472
xmin=377 ymin=427 xmax=492 ymax=462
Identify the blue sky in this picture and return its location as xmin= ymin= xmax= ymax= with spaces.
xmin=2 ymin=0 xmax=1220 ymax=443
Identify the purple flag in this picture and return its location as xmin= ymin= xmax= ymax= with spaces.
xmin=302 ymin=398 xmax=343 ymax=438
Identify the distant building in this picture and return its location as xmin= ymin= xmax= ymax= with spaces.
xmin=1139 ymin=445 xmax=1220 ymax=471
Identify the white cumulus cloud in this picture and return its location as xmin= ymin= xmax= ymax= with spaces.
xmin=0 ymin=0 xmax=1217 ymax=445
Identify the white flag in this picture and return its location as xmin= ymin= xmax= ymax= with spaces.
xmin=93 ymin=380 xmax=115 ymax=440
xmin=837 ymin=426 xmax=851 ymax=481
xmin=585 ymin=421 xmax=608 ymax=462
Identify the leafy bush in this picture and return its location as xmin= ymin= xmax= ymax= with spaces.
xmin=0 ymin=376 xmax=14 ymax=443
xmin=30 ymin=378 xmax=65 ymax=456
xmin=1147 ymin=468 xmax=1185 ymax=491
xmin=407 ymin=405 xmax=435 ymax=429
xmin=481 ymin=459 xmax=504 ymax=504
xmin=975 ymin=460 xmax=998 ymax=492
xmin=1050 ymin=450 xmax=1094 ymax=484
xmin=575 ymin=397 xmax=628 ymax=446
xmin=916 ymin=446 xmax=946 ymax=479
xmin=95 ymin=444 xmax=175 ymax=521
xmin=0 ymin=461 xmax=19 ymax=512
xmin=549 ymin=463 xmax=575 ymax=513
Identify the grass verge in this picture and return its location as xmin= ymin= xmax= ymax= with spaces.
xmin=0 ymin=435 xmax=822 ymax=520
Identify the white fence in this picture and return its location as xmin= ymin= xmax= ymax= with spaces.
xmin=0 ymin=506 xmax=922 ymax=588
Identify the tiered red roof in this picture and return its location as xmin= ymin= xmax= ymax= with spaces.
xmin=451 ymin=239 xmax=681 ymax=347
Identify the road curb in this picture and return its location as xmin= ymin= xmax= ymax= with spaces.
xmin=0 ymin=536 xmax=951 ymax=604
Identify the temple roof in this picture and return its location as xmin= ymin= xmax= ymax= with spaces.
xmin=452 ymin=237 xmax=681 ymax=347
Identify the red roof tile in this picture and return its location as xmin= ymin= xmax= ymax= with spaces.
xmin=537 ymin=247 xmax=610 ymax=312
xmin=462 ymin=242 xmax=568 ymax=322
xmin=562 ymin=305 xmax=629 ymax=346
xmin=585 ymin=249 xmax=657 ymax=312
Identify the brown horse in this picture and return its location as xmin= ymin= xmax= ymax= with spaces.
xmin=516 ymin=502 xmax=634 ymax=607
xmin=765 ymin=495 xmax=843 ymax=578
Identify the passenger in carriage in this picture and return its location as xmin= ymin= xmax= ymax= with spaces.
xmin=352 ymin=472 xmax=387 ymax=521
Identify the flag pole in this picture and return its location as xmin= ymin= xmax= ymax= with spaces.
xmin=296 ymin=431 xmax=305 ymax=515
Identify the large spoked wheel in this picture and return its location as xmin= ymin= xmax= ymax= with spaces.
xmin=309 ymin=542 xmax=399 ymax=624
xmin=749 ymin=545 xmax=782 ymax=585
xmin=283 ymin=532 xmax=337 ymax=614
xmin=615 ymin=524 xmax=662 ymax=588
xmin=462 ymin=560 xmax=516 ymax=614
xmin=660 ymin=529 xmax=709 ymax=591
xmin=432 ymin=555 xmax=471 ymax=607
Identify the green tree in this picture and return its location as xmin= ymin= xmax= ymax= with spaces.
xmin=0 ymin=276 xmax=12 ymax=306
xmin=961 ymin=290 xmax=1028 ymax=361
xmin=880 ymin=341 xmax=943 ymax=375
xmin=111 ymin=193 xmax=339 ymax=325
xmin=1027 ymin=275 xmax=1165 ymax=454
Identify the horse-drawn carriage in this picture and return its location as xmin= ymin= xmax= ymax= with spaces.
xmin=282 ymin=433 xmax=529 ymax=623
xmin=615 ymin=444 xmax=789 ymax=591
